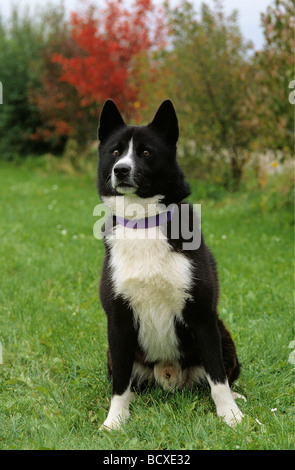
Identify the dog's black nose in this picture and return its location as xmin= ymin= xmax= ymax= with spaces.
xmin=114 ymin=163 xmax=131 ymax=180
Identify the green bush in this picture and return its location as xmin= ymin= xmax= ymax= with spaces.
xmin=0 ymin=4 xmax=68 ymax=160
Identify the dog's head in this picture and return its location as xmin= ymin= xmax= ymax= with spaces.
xmin=97 ymin=99 xmax=190 ymax=205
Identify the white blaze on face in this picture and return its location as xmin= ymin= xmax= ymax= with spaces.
xmin=118 ymin=138 xmax=134 ymax=167
xmin=112 ymin=138 xmax=136 ymax=193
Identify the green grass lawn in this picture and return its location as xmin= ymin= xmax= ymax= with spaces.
xmin=0 ymin=161 xmax=293 ymax=450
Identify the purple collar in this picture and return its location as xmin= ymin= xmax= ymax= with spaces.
xmin=116 ymin=206 xmax=175 ymax=229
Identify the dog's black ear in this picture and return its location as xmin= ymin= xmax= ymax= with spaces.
xmin=149 ymin=100 xmax=179 ymax=145
xmin=98 ymin=99 xmax=125 ymax=141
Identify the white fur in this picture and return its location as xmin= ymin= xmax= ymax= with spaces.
xmin=104 ymin=195 xmax=193 ymax=363
xmin=102 ymin=194 xmax=165 ymax=219
xmin=107 ymin=225 xmax=192 ymax=361
xmin=112 ymin=139 xmax=136 ymax=194
xmin=207 ymin=376 xmax=244 ymax=427
xmin=100 ymin=386 xmax=133 ymax=430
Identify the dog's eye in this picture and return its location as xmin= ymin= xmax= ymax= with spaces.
xmin=112 ymin=150 xmax=120 ymax=157
xmin=142 ymin=150 xmax=150 ymax=157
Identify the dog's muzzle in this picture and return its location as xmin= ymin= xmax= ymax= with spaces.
xmin=112 ymin=163 xmax=137 ymax=193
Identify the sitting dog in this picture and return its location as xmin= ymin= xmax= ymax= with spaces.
xmin=97 ymin=99 xmax=244 ymax=429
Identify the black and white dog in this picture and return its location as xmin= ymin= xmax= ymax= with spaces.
xmin=97 ymin=99 xmax=244 ymax=429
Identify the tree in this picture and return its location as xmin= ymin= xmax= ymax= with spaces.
xmin=246 ymin=0 xmax=294 ymax=153
xmin=0 ymin=3 xmax=76 ymax=158
xmin=0 ymin=7 xmax=45 ymax=158
xmin=52 ymin=0 xmax=166 ymax=122
xmin=138 ymin=0 xmax=255 ymax=188
xmin=28 ymin=13 xmax=90 ymax=152
xmin=0 ymin=0 xmax=166 ymax=158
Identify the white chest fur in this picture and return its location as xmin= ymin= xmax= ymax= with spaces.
xmin=106 ymin=224 xmax=193 ymax=362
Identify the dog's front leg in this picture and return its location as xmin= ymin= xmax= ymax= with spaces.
xmin=196 ymin=322 xmax=244 ymax=427
xmin=100 ymin=307 xmax=136 ymax=431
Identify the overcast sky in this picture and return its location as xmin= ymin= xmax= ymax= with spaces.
xmin=0 ymin=0 xmax=272 ymax=50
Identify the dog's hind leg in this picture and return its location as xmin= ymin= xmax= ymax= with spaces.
xmin=218 ymin=319 xmax=241 ymax=385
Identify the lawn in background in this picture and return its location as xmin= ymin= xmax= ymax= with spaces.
xmin=0 ymin=161 xmax=293 ymax=450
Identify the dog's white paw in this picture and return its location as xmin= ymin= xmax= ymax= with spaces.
xmin=99 ymin=409 xmax=130 ymax=431
xmin=207 ymin=377 xmax=245 ymax=428
xmin=217 ymin=402 xmax=244 ymax=428
xmin=99 ymin=388 xmax=132 ymax=431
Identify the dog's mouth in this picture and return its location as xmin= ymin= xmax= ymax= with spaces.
xmin=111 ymin=172 xmax=151 ymax=196
xmin=115 ymin=182 xmax=137 ymax=194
